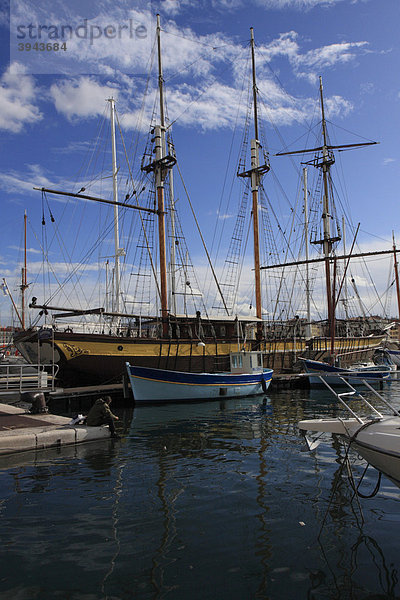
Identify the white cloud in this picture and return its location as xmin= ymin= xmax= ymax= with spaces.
xmin=10 ymin=1 xmax=155 ymax=76
xmin=0 ymin=163 xmax=105 ymax=201
xmin=0 ymin=5 xmax=9 ymax=27
xmin=360 ymin=82 xmax=375 ymax=95
xmin=27 ymin=261 xmax=101 ymax=276
xmin=153 ymin=24 xmax=366 ymax=129
xmin=4 ymin=6 xmax=369 ymax=134
xmin=293 ymin=41 xmax=368 ymax=82
xmin=254 ymin=0 xmax=345 ymax=7
xmin=50 ymin=77 xmax=119 ymax=120
xmin=52 ymin=141 xmax=93 ymax=154
xmin=159 ymin=0 xmax=350 ymax=15
xmin=8 ymin=245 xmax=42 ymax=255
xmin=159 ymin=0 xmax=183 ymax=16
xmin=0 ymin=162 xmax=121 ymax=214
xmin=0 ymin=164 xmax=58 ymax=195
xmin=0 ymin=62 xmax=42 ymax=132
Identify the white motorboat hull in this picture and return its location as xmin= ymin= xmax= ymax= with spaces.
xmin=299 ymin=416 xmax=400 ymax=487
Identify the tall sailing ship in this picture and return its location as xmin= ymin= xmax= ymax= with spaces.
xmin=13 ymin=19 xmax=389 ymax=387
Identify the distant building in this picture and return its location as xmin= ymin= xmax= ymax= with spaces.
xmin=0 ymin=326 xmax=18 ymax=353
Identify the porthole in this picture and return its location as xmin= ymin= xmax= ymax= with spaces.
xmin=117 ymin=345 xmax=123 ymax=351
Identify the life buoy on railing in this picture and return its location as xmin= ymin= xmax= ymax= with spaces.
xmin=64 ymin=327 xmax=73 ymax=333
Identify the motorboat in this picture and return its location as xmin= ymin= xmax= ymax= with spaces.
xmin=299 ymin=356 xmax=393 ymax=387
xmin=299 ymin=375 xmax=400 ymax=488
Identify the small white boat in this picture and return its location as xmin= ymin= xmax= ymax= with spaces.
xmin=299 ymin=356 xmax=392 ymax=387
xmin=299 ymin=377 xmax=400 ymax=487
xmin=126 ymin=351 xmax=273 ymax=403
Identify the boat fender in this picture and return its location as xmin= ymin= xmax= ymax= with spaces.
xmin=64 ymin=327 xmax=73 ymax=333
xmin=261 ymin=377 xmax=268 ymax=393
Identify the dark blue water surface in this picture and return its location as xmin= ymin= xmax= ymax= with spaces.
xmin=1 ymin=386 xmax=399 ymax=600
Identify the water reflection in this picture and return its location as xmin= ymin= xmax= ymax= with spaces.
xmin=316 ymin=533 xmax=400 ymax=599
xmin=0 ymin=390 xmax=399 ymax=599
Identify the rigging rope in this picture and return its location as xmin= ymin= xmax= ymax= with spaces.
xmin=115 ymin=110 xmax=162 ymax=306
xmin=175 ymin=161 xmax=229 ymax=316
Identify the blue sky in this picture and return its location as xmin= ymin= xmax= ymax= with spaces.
xmin=0 ymin=0 xmax=399 ymax=327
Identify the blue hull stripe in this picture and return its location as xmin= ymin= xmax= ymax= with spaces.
xmin=127 ymin=365 xmax=273 ymax=386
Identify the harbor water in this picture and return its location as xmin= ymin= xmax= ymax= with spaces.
xmin=0 ymin=386 xmax=399 ymax=599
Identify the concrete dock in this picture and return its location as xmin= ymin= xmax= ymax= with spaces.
xmin=0 ymin=402 xmax=115 ymax=456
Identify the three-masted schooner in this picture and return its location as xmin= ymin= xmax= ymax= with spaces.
xmin=13 ymin=20 xmax=387 ymax=386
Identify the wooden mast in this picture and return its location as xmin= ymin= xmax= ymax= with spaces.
xmin=168 ymin=136 xmax=177 ymax=315
xmin=275 ymin=77 xmax=378 ymax=363
xmin=318 ymin=77 xmax=335 ymax=355
xmin=141 ymin=15 xmax=176 ymax=335
xmin=238 ymin=28 xmax=270 ymax=334
xmin=250 ymin=27 xmax=262 ymax=324
xmin=393 ymin=232 xmax=400 ymax=331
xmin=154 ymin=15 xmax=174 ymax=335
xmin=156 ymin=14 xmax=168 ymax=336
xmin=303 ymin=168 xmax=312 ymax=339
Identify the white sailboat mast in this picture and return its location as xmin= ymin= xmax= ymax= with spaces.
xmin=108 ymin=97 xmax=122 ymax=316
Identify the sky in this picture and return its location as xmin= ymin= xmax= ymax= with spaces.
xmin=0 ymin=0 xmax=400 ymax=328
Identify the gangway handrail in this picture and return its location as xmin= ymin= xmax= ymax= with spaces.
xmin=317 ymin=376 xmax=365 ymax=423
xmin=312 ymin=373 xmax=400 ymax=421
xmin=0 ymin=362 xmax=59 ymax=392
xmin=358 ymin=377 xmax=400 ymax=417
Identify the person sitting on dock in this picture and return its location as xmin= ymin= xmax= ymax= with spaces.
xmin=86 ymin=395 xmax=120 ymax=439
